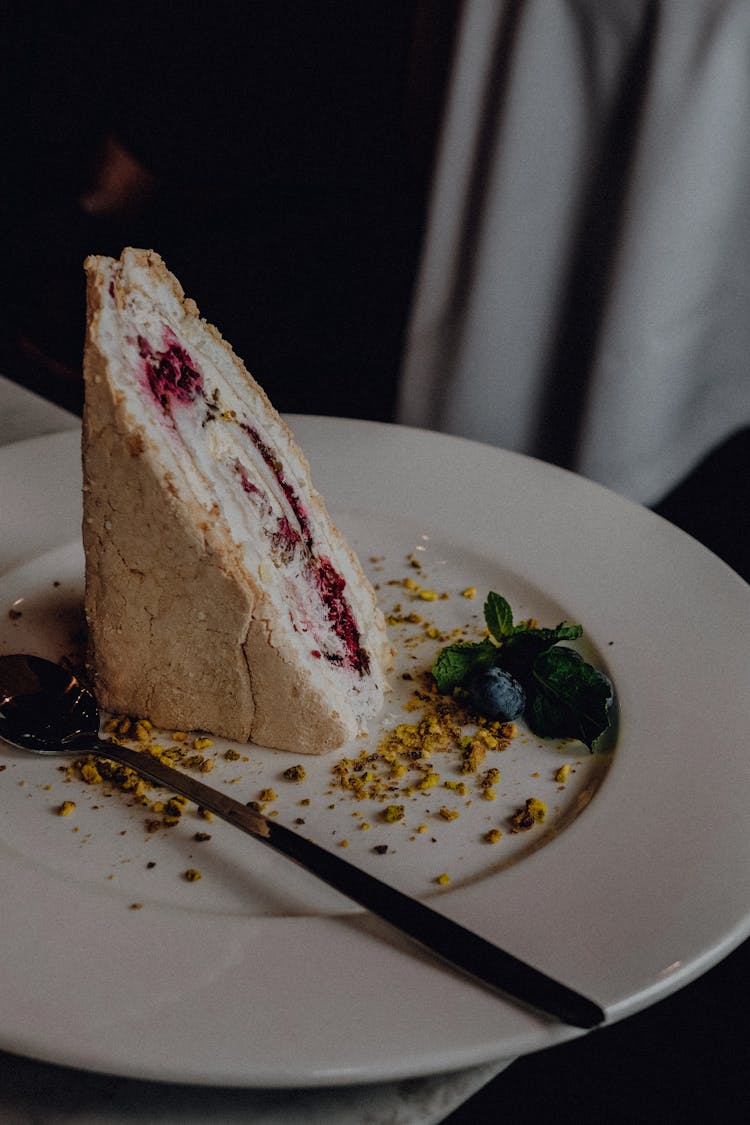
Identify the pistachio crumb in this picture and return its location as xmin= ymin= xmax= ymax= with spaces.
xmin=438 ymin=806 xmax=460 ymax=822
xmin=510 ymin=797 xmax=547 ymax=833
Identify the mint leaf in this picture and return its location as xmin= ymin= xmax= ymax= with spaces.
xmin=526 ymin=647 xmax=613 ymax=750
xmin=514 ymin=621 xmax=583 ymax=644
xmin=431 ymin=638 xmax=496 ymax=693
xmin=500 ymin=623 xmax=583 ymax=679
xmin=484 ymin=593 xmax=514 ymax=643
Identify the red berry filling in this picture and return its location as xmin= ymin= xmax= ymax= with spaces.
xmin=314 ymin=556 xmax=370 ymax=674
xmin=139 ymin=331 xmax=204 ymax=415
xmin=236 ymin=431 xmax=369 ymax=675
xmin=131 ymin=318 xmax=371 ymax=677
xmin=241 ymin=424 xmax=312 ymax=545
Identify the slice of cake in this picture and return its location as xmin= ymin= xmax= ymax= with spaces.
xmin=81 ymin=248 xmax=391 ymax=752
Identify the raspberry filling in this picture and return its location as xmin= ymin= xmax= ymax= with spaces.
xmin=131 ymin=318 xmax=369 ymax=676
xmin=235 ymin=437 xmax=369 ymax=675
xmin=241 ymin=424 xmax=313 ymax=546
xmin=138 ymin=331 xmax=204 ymax=415
xmin=314 ymin=555 xmax=370 ymax=673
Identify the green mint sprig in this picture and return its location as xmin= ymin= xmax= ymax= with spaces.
xmin=431 ymin=592 xmax=613 ymax=751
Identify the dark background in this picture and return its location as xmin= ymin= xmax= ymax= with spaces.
xmin=0 ymin=1 xmax=443 ymax=423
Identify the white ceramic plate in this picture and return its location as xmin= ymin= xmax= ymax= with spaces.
xmin=1 ymin=421 xmax=748 ymax=1088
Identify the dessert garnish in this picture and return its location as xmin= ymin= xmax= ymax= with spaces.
xmin=431 ymin=592 xmax=613 ymax=750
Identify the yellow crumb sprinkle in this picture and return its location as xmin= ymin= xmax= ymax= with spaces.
xmin=460 ymin=740 xmax=486 ymax=774
xmin=418 ymin=771 xmax=440 ymax=790
xmin=418 ymin=589 xmax=438 ymax=601
xmin=416 ymin=824 xmax=428 ymax=834
xmin=527 ymin=796 xmax=547 ymax=819
xmin=58 ymin=800 xmax=76 ymax=817
xmin=224 ymin=748 xmax=241 ymax=761
xmin=104 ymin=716 xmax=132 ymax=737
xmin=182 ymin=754 xmax=205 ymax=770
xmin=283 ymin=764 xmax=307 ymax=782
xmin=555 ymin=763 xmax=571 ymax=783
xmin=510 ymin=797 xmax=548 ymax=832
xmin=435 ymin=873 xmax=451 ymax=886
xmin=339 ymin=839 xmax=349 ymax=848
xmin=484 ymin=828 xmax=503 ymax=844
xmin=80 ymin=761 xmax=103 ymax=785
xmin=481 ymin=766 xmax=501 ymax=788
xmin=443 ymin=780 xmax=468 ymax=796
xmin=438 ymin=806 xmax=460 ymax=821
xmin=382 ymin=804 xmax=405 ymax=823
xmin=259 ymin=788 xmax=277 ymax=803
xmin=184 ymin=868 xmax=202 ymax=882
xmin=360 ymin=822 xmax=371 ymax=831
xmin=193 ymin=737 xmax=213 ymax=751
xmin=461 ymin=586 xmax=477 ymax=599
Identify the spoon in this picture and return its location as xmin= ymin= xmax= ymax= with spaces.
xmin=0 ymin=653 xmax=604 ymax=1029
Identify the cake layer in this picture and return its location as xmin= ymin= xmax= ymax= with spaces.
xmin=82 ymin=248 xmax=391 ymax=751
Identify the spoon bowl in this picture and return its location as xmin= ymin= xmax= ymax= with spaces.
xmin=0 ymin=654 xmax=100 ymax=752
xmin=0 ymin=652 xmax=604 ymax=1028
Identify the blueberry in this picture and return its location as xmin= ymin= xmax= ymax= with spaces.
xmin=468 ymin=666 xmax=525 ymax=721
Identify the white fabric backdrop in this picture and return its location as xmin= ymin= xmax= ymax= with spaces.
xmin=398 ymin=0 xmax=750 ymax=503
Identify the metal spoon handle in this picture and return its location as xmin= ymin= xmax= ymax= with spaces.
xmin=76 ymin=737 xmax=604 ymax=1029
